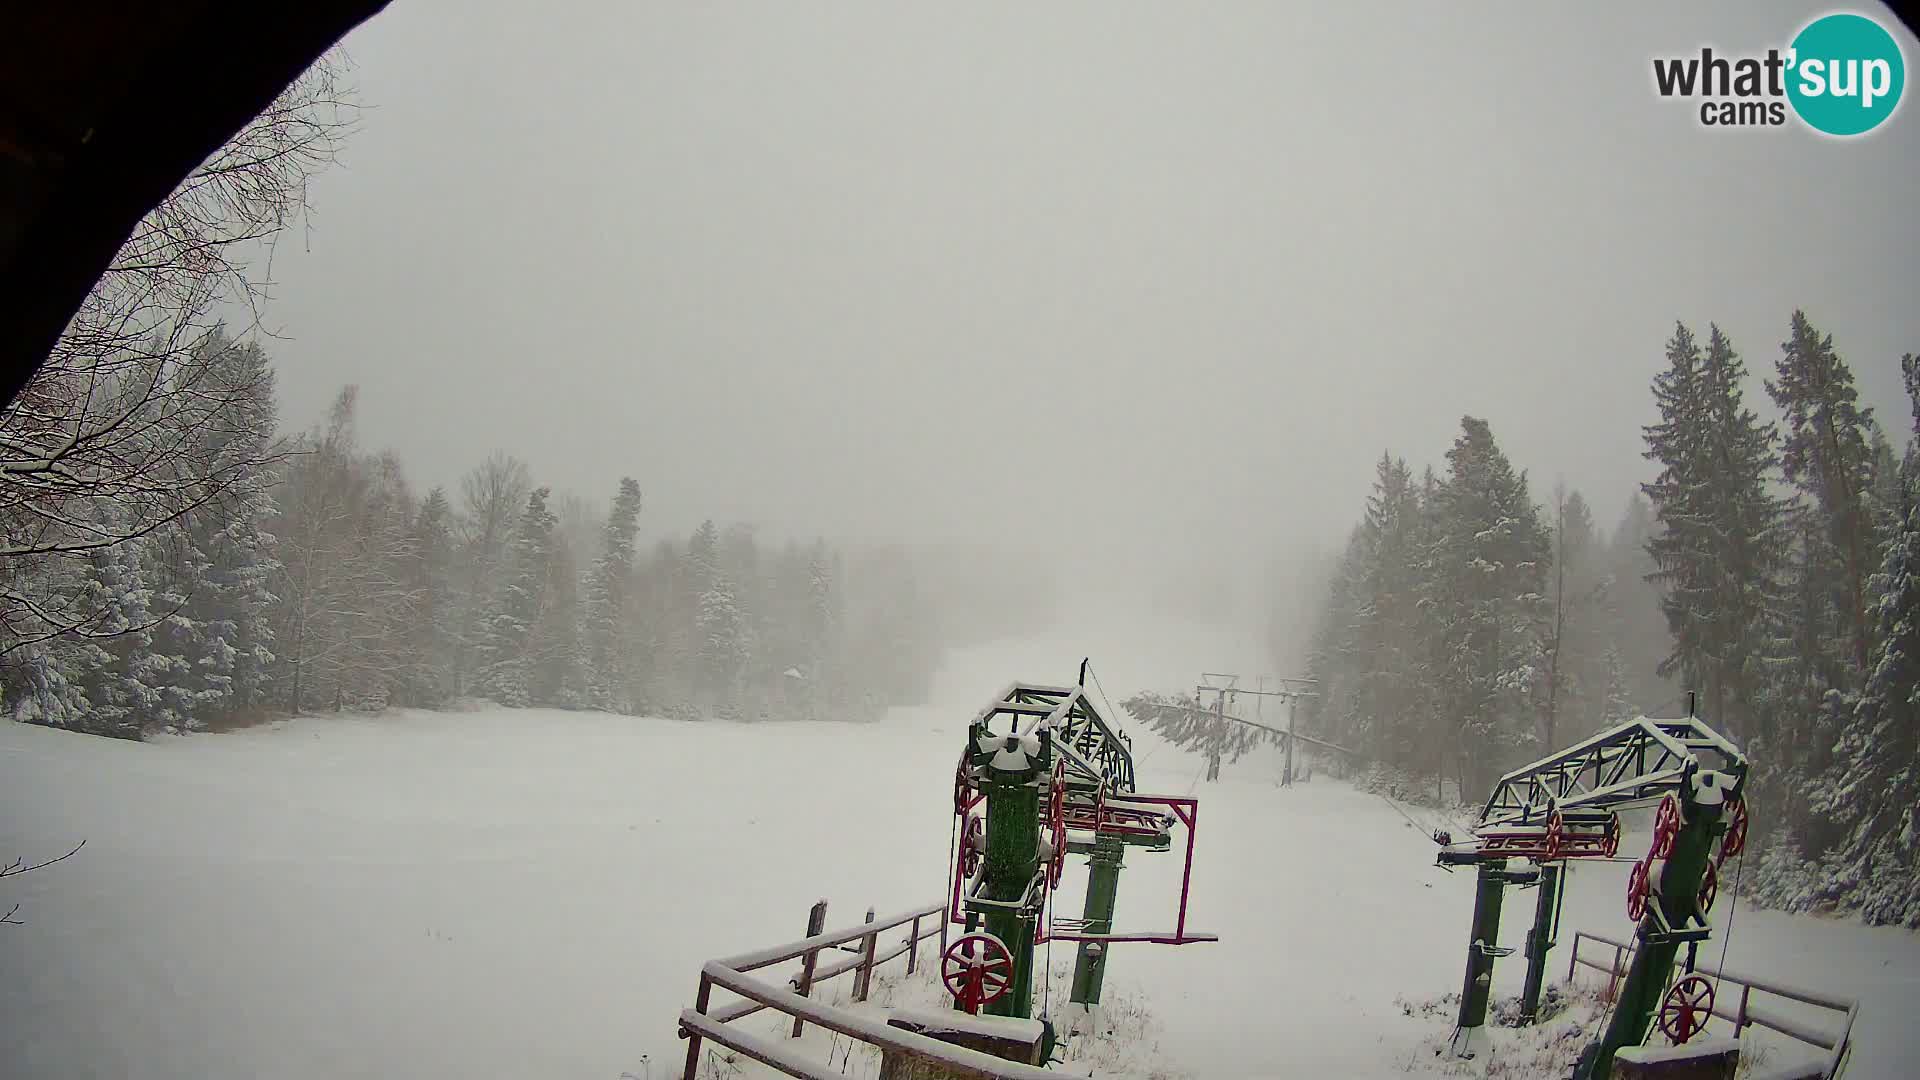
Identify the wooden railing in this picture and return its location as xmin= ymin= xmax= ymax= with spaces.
xmin=678 ymin=898 xmax=1053 ymax=1080
xmin=1568 ymin=930 xmax=1858 ymax=1079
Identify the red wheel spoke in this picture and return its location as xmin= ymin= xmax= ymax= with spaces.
xmin=941 ymin=933 xmax=1014 ymax=1010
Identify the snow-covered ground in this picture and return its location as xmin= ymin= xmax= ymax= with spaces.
xmin=1 ymin=618 xmax=1914 ymax=1078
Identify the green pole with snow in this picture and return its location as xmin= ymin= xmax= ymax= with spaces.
xmin=973 ymin=726 xmax=1048 ymax=1020
xmin=1578 ymin=769 xmax=1736 ymax=1080
xmin=1519 ymin=863 xmax=1561 ymax=1024
xmin=1450 ymin=858 xmax=1510 ymax=1057
xmin=1068 ymin=832 xmax=1124 ymax=1008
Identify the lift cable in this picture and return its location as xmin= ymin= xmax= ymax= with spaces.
xmin=1711 ymin=789 xmax=1750 ymax=1008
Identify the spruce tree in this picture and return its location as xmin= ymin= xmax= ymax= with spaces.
xmin=1544 ymin=486 xmax=1601 ymax=747
xmin=584 ymin=478 xmax=642 ymax=712
xmin=696 ymin=573 xmax=748 ymax=714
xmin=1811 ymin=486 xmax=1920 ymax=924
xmin=1428 ymin=416 xmax=1551 ymax=798
xmin=72 ymin=512 xmax=163 ymax=738
xmin=1349 ymin=453 xmax=1426 ymax=768
xmin=1767 ymin=311 xmax=1878 ymax=677
xmin=1809 ymin=353 xmax=1920 ymax=925
xmin=396 ymin=487 xmax=456 ymax=706
xmin=478 ymin=487 xmax=557 ymax=708
xmin=531 ymin=539 xmax=587 ymax=708
xmin=1642 ymin=323 xmax=1785 ymax=740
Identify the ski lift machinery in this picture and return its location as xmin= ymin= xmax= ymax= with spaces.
xmin=1431 ymin=702 xmax=1748 ymax=1078
xmin=945 ymin=670 xmax=1216 ymax=1051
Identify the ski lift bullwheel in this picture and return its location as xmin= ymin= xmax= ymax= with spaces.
xmin=1544 ymin=808 xmax=1566 ymax=861
xmin=941 ymin=932 xmax=1014 ymax=1014
xmin=1720 ymin=798 xmax=1748 ymax=863
xmin=1657 ymin=974 xmax=1715 ymax=1044
xmin=1603 ymin=814 xmax=1622 ymax=858
xmin=1627 ymin=858 xmax=1652 ymax=922
xmin=1045 ymin=760 xmax=1068 ymax=887
xmin=959 ymin=813 xmax=986 ymax=879
xmin=954 ymin=752 xmax=976 ymax=817
xmin=1651 ymin=794 xmax=1681 ymax=859
xmin=1697 ymin=858 xmax=1718 ymax=912
xmin=1047 ymin=814 xmax=1068 ymax=887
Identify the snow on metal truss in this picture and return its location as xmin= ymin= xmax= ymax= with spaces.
xmin=1477 ymin=714 xmax=1747 ymax=830
xmin=969 ymin=682 xmax=1136 ymax=794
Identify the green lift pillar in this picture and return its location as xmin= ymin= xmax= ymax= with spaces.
xmin=1578 ymin=773 xmax=1733 ymax=1079
xmin=1067 ymin=832 xmax=1124 ymax=1009
xmin=1446 ymin=857 xmax=1538 ymax=1058
xmin=975 ymin=731 xmax=1047 ymax=1020
xmin=1519 ymin=863 xmax=1562 ymax=1024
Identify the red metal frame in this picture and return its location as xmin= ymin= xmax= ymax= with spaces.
xmin=1038 ymin=793 xmax=1217 ymax=946
xmin=1470 ymin=812 xmax=1619 ymax=862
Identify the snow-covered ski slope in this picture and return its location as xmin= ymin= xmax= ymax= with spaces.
xmin=0 ymin=618 xmax=1914 ymax=1079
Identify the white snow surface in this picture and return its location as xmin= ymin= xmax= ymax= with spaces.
xmin=1 ymin=617 xmax=1915 ymax=1079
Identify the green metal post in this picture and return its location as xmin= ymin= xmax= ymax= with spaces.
xmin=1519 ymin=863 xmax=1561 ymax=1025
xmin=1578 ymin=783 xmax=1728 ymax=1080
xmin=1283 ymin=698 xmax=1295 ymax=786
xmin=978 ymin=739 xmax=1043 ymax=1019
xmin=1068 ymin=832 xmax=1124 ymax=1007
xmin=1449 ymin=858 xmax=1510 ymax=1058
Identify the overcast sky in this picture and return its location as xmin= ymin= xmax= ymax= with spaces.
xmin=260 ymin=2 xmax=1920 ymax=619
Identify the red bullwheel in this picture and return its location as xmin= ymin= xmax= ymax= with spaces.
xmin=1544 ymin=809 xmax=1566 ymax=861
xmin=1603 ymin=814 xmax=1622 ymax=858
xmin=1651 ymin=794 xmax=1681 ymax=859
xmin=1047 ymin=814 xmax=1068 ymax=888
xmin=941 ymin=932 xmax=1014 ymax=1014
xmin=1720 ymin=798 xmax=1749 ymax=863
xmin=1627 ymin=858 xmax=1652 ymax=922
xmin=1657 ymin=974 xmax=1716 ymax=1044
xmin=960 ymin=813 xmax=986 ymax=879
xmin=1697 ymin=858 xmax=1718 ymax=913
xmin=1044 ymin=760 xmax=1068 ymax=887
xmin=954 ymin=752 xmax=975 ymax=817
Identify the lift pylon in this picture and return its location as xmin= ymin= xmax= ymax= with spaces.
xmin=1432 ymin=710 xmax=1747 ymax=1065
xmin=948 ymin=672 xmax=1217 ymax=1044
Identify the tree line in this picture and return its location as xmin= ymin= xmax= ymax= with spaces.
xmin=1293 ymin=311 xmax=1917 ymax=927
xmin=0 ymin=55 xmax=946 ymax=736
xmin=1 ymin=345 xmax=945 ymax=735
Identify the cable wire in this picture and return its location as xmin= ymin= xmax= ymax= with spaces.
xmin=1709 ymin=790 xmax=1750 ymax=1016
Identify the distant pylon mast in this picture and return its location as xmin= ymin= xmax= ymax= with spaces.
xmin=1192 ymin=673 xmax=1320 ymax=784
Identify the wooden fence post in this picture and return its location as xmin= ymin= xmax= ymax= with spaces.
xmin=790 ymin=899 xmax=829 ymax=1038
xmin=854 ymin=907 xmax=879 ymax=1002
xmin=907 ymin=914 xmax=922 ymax=975
xmin=681 ymin=971 xmax=712 ymax=1080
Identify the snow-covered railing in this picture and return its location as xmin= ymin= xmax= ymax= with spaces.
xmin=1568 ymin=930 xmax=1858 ymax=1079
xmin=681 ymin=898 xmax=1052 ymax=1080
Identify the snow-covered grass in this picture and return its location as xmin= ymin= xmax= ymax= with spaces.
xmin=0 ymin=622 xmax=1914 ymax=1078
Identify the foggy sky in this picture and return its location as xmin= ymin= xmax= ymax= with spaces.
xmin=260 ymin=2 xmax=1920 ymax=614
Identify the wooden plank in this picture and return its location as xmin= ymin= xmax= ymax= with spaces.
xmin=720 ymin=901 xmax=941 ymax=972
xmin=697 ymin=965 xmax=1058 ymax=1080
xmin=1744 ymin=1002 xmax=1840 ymax=1051
xmin=679 ymin=1010 xmax=833 ymax=1080
xmin=791 ymin=900 xmax=829 ymax=1039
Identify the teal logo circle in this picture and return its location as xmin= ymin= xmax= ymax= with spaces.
xmin=1787 ymin=13 xmax=1905 ymax=136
